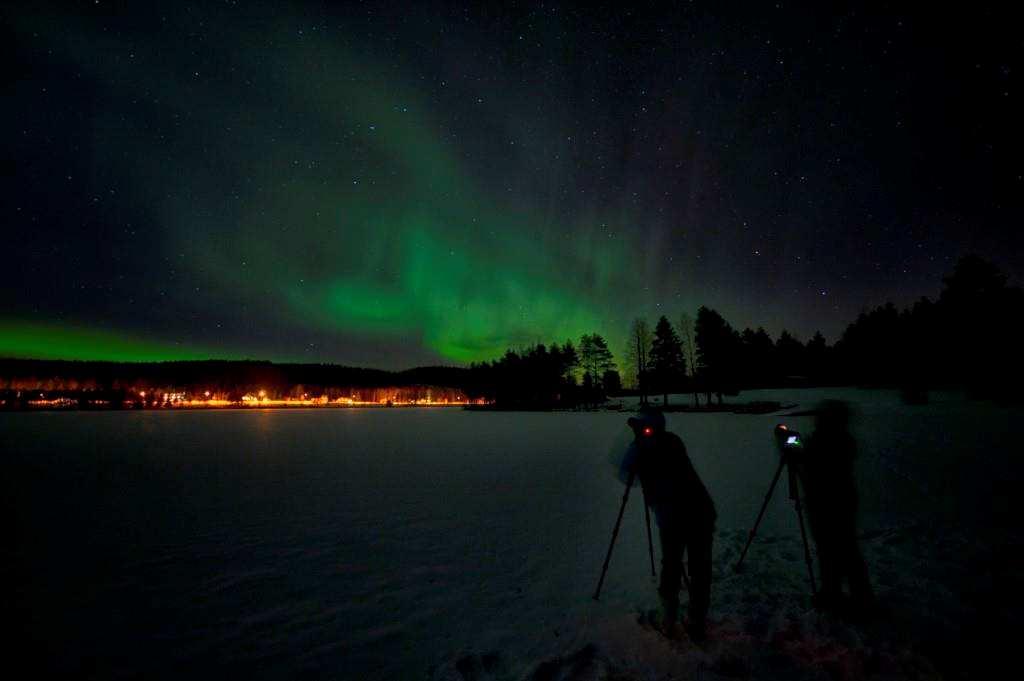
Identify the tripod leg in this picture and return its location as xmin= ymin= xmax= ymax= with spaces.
xmin=734 ymin=456 xmax=787 ymax=572
xmin=594 ymin=470 xmax=635 ymax=601
xmin=792 ymin=489 xmax=818 ymax=596
xmin=642 ymin=487 xmax=656 ymax=580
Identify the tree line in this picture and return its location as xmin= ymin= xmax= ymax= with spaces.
xmin=3 ymin=256 xmax=1020 ymax=409
xmin=462 ymin=334 xmax=618 ymax=409
xmin=462 ymin=305 xmax=837 ymax=409
xmin=467 ymin=255 xmax=1024 ymax=407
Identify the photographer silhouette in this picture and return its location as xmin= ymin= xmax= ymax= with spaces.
xmin=797 ymin=400 xmax=875 ymax=617
xmin=617 ymin=408 xmax=717 ymax=641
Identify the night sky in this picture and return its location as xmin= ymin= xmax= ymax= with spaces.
xmin=4 ymin=2 xmax=1020 ymax=369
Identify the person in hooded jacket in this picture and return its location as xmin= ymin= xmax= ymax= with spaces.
xmin=796 ymin=400 xmax=874 ymax=617
xmin=619 ymin=407 xmax=717 ymax=641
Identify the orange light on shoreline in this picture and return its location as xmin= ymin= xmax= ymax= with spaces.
xmin=93 ymin=386 xmax=492 ymax=409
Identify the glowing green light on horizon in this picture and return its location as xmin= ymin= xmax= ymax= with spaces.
xmin=0 ymin=321 xmax=219 ymax=363
xmin=12 ymin=9 xmax=654 ymax=367
xmin=185 ymin=43 xmax=638 ymax=364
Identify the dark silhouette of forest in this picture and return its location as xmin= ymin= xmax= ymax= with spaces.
xmin=468 ymin=256 xmax=1023 ymax=408
xmin=2 ymin=256 xmax=1021 ymax=410
xmin=461 ymin=334 xmax=619 ymax=410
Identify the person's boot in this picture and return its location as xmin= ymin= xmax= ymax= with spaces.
xmin=656 ymin=596 xmax=682 ymax=639
xmin=811 ymin=589 xmax=846 ymax=615
xmin=685 ymin=615 xmax=707 ymax=643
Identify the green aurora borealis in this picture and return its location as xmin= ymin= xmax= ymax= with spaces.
xmin=5 ymin=5 xmax=646 ymax=366
xmin=8 ymin=3 xmax=1016 ymax=367
xmin=0 ymin=321 xmax=213 ymax=363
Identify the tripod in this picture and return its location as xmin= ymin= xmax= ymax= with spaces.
xmin=593 ymin=469 xmax=657 ymax=601
xmin=733 ymin=445 xmax=817 ymax=597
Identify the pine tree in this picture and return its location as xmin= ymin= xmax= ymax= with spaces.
xmin=695 ymin=306 xmax=741 ymax=404
xmin=578 ymin=333 xmax=615 ymax=407
xmin=560 ymin=339 xmax=579 ymax=380
xmin=678 ymin=313 xmax=699 ymax=407
xmin=624 ymin=318 xmax=652 ymax=403
xmin=649 ymin=315 xmax=685 ymax=405
xmin=806 ymin=331 xmax=828 ymax=382
xmin=776 ymin=330 xmax=806 ymax=379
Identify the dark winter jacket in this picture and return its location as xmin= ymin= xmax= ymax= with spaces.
xmin=620 ymin=431 xmax=717 ymax=533
xmin=798 ymin=430 xmax=858 ymax=518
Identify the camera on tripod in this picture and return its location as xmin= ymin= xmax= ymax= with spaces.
xmin=774 ymin=424 xmax=803 ymax=451
xmin=733 ymin=423 xmax=818 ymax=596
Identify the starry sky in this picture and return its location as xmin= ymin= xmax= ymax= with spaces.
xmin=4 ymin=2 xmax=1020 ymax=368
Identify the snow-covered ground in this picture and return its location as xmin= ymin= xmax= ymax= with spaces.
xmin=5 ymin=388 xmax=1023 ymax=680
xmin=428 ymin=388 xmax=1024 ymax=680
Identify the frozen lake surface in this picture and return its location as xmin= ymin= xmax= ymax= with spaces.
xmin=4 ymin=388 xmax=1023 ymax=679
